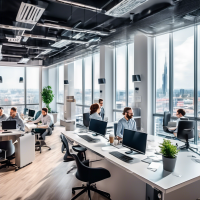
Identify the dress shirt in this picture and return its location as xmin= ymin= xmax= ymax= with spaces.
xmin=30 ymin=114 xmax=52 ymax=128
xmin=116 ymin=117 xmax=137 ymax=138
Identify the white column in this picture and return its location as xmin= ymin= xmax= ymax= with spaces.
xmin=39 ymin=66 xmax=42 ymax=110
xmin=99 ymin=45 xmax=114 ymax=122
xmin=134 ymin=34 xmax=154 ymax=134
xmin=64 ymin=62 xmax=74 ymax=98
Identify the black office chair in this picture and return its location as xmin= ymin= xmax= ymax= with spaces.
xmin=0 ymin=140 xmax=17 ymax=170
xmin=180 ymin=117 xmax=189 ymax=121
xmin=71 ymin=154 xmax=111 ymax=200
xmin=177 ymin=120 xmax=198 ymax=152
xmin=163 ymin=111 xmax=171 ymax=133
xmin=61 ymin=133 xmax=88 ymax=174
xmin=114 ymin=122 xmax=118 ymax=137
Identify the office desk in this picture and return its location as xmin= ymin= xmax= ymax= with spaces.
xmin=0 ymin=130 xmax=35 ymax=169
xmin=64 ymin=130 xmax=200 ymax=200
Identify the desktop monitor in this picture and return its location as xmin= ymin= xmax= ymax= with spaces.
xmin=89 ymin=119 xmax=107 ymax=136
xmin=2 ymin=121 xmax=16 ymax=130
xmin=28 ymin=109 xmax=35 ymax=117
xmin=122 ymin=129 xmax=147 ymax=155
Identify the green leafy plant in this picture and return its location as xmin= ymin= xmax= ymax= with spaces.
xmin=159 ymin=139 xmax=179 ymax=158
xmin=41 ymin=86 xmax=54 ymax=113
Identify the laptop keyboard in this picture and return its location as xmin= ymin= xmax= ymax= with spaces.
xmin=78 ymin=135 xmax=98 ymax=142
xmin=109 ymin=151 xmax=133 ymax=162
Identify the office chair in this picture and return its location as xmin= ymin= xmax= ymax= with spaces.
xmin=79 ymin=113 xmax=90 ymax=133
xmin=177 ymin=120 xmax=198 ymax=153
xmin=163 ymin=111 xmax=172 ymax=133
xmin=114 ymin=122 xmax=118 ymax=137
xmin=0 ymin=140 xmax=17 ymax=170
xmin=180 ymin=117 xmax=189 ymax=121
xmin=33 ymin=111 xmax=54 ymax=153
xmin=71 ymin=154 xmax=111 ymax=200
xmin=61 ymin=133 xmax=88 ymax=174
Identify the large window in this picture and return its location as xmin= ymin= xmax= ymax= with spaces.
xmin=93 ymin=53 xmax=100 ymax=100
xmin=84 ymin=56 xmax=92 ymax=106
xmin=153 ymin=26 xmax=200 ymax=144
xmin=0 ymin=66 xmax=24 ymax=106
xmin=74 ymin=59 xmax=83 ymax=105
xmin=155 ymin=34 xmax=169 ymax=113
xmin=114 ymin=43 xmax=135 ymax=119
xmin=173 ymin=27 xmax=194 ymax=116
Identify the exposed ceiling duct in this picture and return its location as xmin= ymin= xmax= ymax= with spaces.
xmin=2 ymin=43 xmax=52 ymax=50
xmin=105 ymin=0 xmax=149 ymax=17
xmin=2 ymin=54 xmax=22 ymax=57
xmin=6 ymin=36 xmax=22 ymax=43
xmin=37 ymin=23 xmax=112 ymax=36
xmin=23 ymin=33 xmax=57 ymax=41
xmin=56 ymin=0 xmax=102 ymax=12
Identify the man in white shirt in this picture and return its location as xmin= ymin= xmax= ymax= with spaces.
xmin=0 ymin=107 xmax=7 ymax=126
xmin=28 ymin=108 xmax=52 ymax=140
xmin=99 ymin=98 xmax=105 ymax=121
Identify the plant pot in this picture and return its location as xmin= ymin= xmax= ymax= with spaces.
xmin=162 ymin=155 xmax=177 ymax=172
xmin=50 ymin=113 xmax=58 ymax=124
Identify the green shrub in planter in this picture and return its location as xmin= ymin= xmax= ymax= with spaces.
xmin=41 ymin=86 xmax=54 ymax=113
xmin=159 ymin=139 xmax=179 ymax=172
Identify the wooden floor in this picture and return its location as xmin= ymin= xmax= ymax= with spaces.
xmin=0 ymin=124 xmax=107 ymax=200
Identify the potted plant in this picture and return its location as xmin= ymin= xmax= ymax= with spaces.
xmin=159 ymin=139 xmax=179 ymax=172
xmin=41 ymin=86 xmax=57 ymax=123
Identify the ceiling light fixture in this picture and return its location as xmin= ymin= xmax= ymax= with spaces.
xmin=72 ymin=33 xmax=85 ymax=40
xmin=51 ymin=40 xmax=71 ymax=48
xmin=57 ymin=0 xmax=102 ymax=12
xmin=105 ymin=0 xmax=149 ymax=17
xmin=37 ymin=23 xmax=111 ymax=36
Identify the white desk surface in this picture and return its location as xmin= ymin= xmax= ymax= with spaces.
xmin=63 ymin=130 xmax=200 ymax=194
xmin=0 ymin=130 xmax=24 ymax=137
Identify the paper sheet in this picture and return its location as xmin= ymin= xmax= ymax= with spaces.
xmin=147 ymin=162 xmax=160 ymax=172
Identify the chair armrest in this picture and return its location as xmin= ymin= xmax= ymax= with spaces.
xmin=0 ymin=149 xmax=7 ymax=159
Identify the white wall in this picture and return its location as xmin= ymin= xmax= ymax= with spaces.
xmin=100 ymin=45 xmax=114 ymax=122
xmin=134 ymin=34 xmax=153 ymax=134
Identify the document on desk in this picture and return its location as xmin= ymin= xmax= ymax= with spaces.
xmin=147 ymin=162 xmax=160 ymax=172
xmin=25 ymin=123 xmax=37 ymax=130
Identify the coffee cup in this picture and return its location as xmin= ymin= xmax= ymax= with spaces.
xmin=109 ymin=133 xmax=114 ymax=144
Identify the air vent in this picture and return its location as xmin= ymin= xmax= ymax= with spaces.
xmin=105 ymin=0 xmax=148 ymax=17
xmin=16 ymin=2 xmax=45 ymax=25
xmin=51 ymin=40 xmax=71 ymax=48
xmin=6 ymin=36 xmax=21 ymax=43
xmin=183 ymin=14 xmax=196 ymax=21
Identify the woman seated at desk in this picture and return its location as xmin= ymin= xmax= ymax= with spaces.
xmin=89 ymin=103 xmax=102 ymax=121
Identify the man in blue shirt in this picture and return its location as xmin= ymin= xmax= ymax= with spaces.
xmin=116 ymin=107 xmax=137 ymax=140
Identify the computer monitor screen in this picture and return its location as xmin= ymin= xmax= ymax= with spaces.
xmin=2 ymin=121 xmax=16 ymax=130
xmin=122 ymin=129 xmax=147 ymax=154
xmin=89 ymin=119 xmax=107 ymax=136
xmin=83 ymin=113 xmax=90 ymax=127
xmin=28 ymin=109 xmax=35 ymax=117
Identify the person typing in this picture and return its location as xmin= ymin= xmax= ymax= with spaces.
xmin=28 ymin=108 xmax=52 ymax=140
xmin=116 ymin=107 xmax=137 ymax=140
xmin=6 ymin=107 xmax=24 ymax=131
xmin=0 ymin=107 xmax=8 ymax=126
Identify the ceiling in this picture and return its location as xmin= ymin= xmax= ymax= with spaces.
xmin=0 ymin=0 xmax=199 ymax=66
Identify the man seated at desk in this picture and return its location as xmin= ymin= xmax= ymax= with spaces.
xmin=28 ymin=108 xmax=52 ymax=140
xmin=173 ymin=108 xmax=186 ymax=137
xmin=0 ymin=107 xmax=8 ymax=126
xmin=6 ymin=107 xmax=25 ymax=131
xmin=116 ymin=107 xmax=137 ymax=140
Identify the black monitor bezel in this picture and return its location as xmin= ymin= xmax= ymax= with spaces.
xmin=89 ymin=118 xmax=108 ymax=136
xmin=122 ymin=129 xmax=147 ymax=155
xmin=2 ymin=120 xmax=17 ymax=130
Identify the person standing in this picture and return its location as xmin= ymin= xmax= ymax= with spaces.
xmin=99 ymin=98 xmax=105 ymax=120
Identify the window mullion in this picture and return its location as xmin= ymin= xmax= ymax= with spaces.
xmin=169 ymin=33 xmax=173 ymax=115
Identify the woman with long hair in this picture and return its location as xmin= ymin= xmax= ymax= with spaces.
xmin=89 ymin=103 xmax=102 ymax=120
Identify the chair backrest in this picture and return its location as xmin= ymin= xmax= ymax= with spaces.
xmin=0 ymin=140 xmax=15 ymax=158
xmin=34 ymin=111 xmax=41 ymax=120
xmin=163 ymin=111 xmax=171 ymax=126
xmin=177 ymin=120 xmax=194 ymax=140
xmin=114 ymin=123 xmax=118 ymax=137
xmin=61 ymin=133 xmax=71 ymax=155
xmin=83 ymin=113 xmax=90 ymax=127
xmin=180 ymin=117 xmax=189 ymax=121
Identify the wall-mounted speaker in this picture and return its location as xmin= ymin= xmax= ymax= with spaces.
xmin=98 ymin=78 xmax=106 ymax=84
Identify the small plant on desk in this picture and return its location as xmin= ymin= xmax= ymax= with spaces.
xmin=159 ymin=139 xmax=179 ymax=172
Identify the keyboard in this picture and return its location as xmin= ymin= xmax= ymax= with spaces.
xmin=2 ymin=131 xmax=12 ymax=133
xmin=78 ymin=135 xmax=99 ymax=142
xmin=109 ymin=151 xmax=133 ymax=162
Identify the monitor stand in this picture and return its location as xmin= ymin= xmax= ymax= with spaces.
xmin=125 ymin=150 xmax=140 ymax=155
xmin=92 ymin=133 xmax=99 ymax=136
